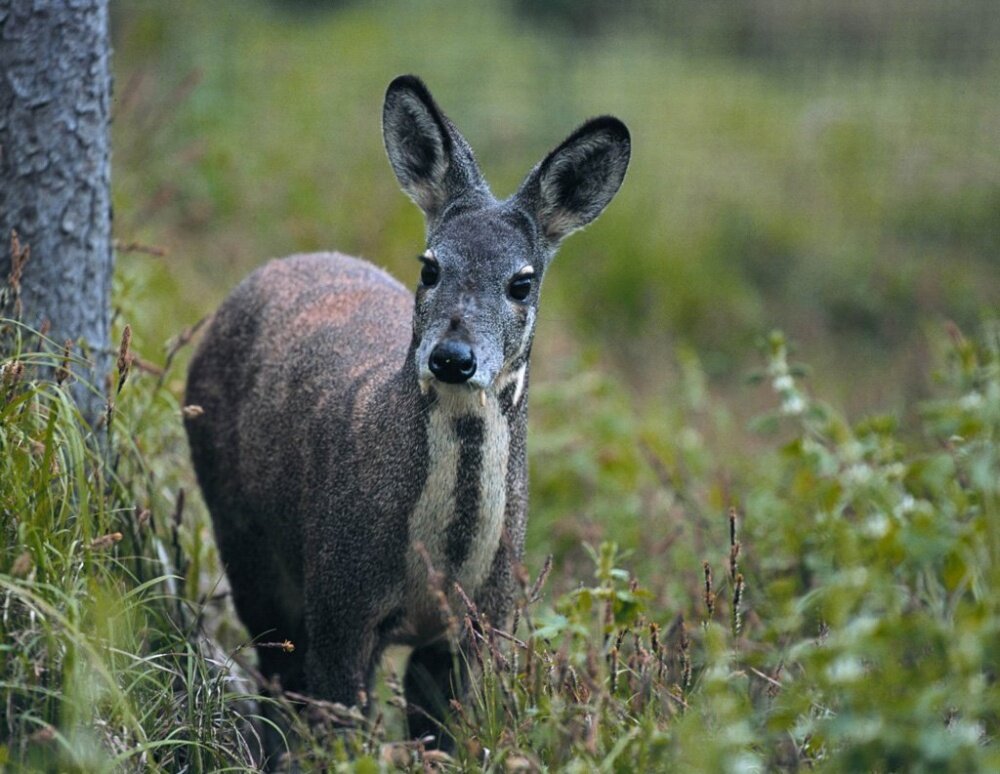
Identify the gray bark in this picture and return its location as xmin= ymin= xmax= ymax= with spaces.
xmin=0 ymin=0 xmax=113 ymax=425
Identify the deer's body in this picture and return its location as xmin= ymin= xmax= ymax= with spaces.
xmin=185 ymin=76 xmax=629 ymax=750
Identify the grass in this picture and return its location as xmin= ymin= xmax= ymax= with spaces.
xmin=0 ymin=313 xmax=268 ymax=771
xmin=3 ymin=287 xmax=999 ymax=769
xmin=2 ymin=0 xmax=999 ymax=769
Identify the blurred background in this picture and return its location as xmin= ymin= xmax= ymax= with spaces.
xmin=111 ymin=0 xmax=999 ymax=413
xmin=109 ymin=0 xmax=999 ymax=584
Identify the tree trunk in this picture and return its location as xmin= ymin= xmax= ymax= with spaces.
xmin=0 ymin=0 xmax=113 ymax=425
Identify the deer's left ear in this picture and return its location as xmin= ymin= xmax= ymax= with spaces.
xmin=515 ymin=116 xmax=630 ymax=246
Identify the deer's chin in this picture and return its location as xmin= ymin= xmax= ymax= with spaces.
xmin=467 ymin=369 xmax=499 ymax=391
xmin=418 ymin=384 xmax=489 ymax=412
xmin=416 ymin=375 xmax=498 ymax=411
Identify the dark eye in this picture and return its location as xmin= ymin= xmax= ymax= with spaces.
xmin=508 ymin=273 xmax=533 ymax=301
xmin=420 ymin=257 xmax=440 ymax=288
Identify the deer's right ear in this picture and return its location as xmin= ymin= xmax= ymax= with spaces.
xmin=383 ymin=75 xmax=485 ymax=224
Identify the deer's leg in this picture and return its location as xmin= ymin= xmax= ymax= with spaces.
xmin=404 ymin=638 xmax=465 ymax=749
xmin=474 ymin=538 xmax=516 ymax=632
xmin=304 ymin=596 xmax=386 ymax=712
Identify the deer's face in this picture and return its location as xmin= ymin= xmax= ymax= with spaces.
xmin=382 ymin=75 xmax=630 ymax=400
xmin=413 ymin=205 xmax=544 ymax=393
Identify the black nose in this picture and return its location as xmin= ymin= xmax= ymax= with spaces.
xmin=429 ymin=340 xmax=477 ymax=384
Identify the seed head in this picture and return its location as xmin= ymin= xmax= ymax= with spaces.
xmin=732 ymin=573 xmax=745 ymax=637
xmin=116 ymin=325 xmax=133 ymax=395
xmin=89 ymin=532 xmax=123 ymax=551
xmin=702 ymin=560 xmax=715 ymax=619
xmin=11 ymin=551 xmax=33 ymax=577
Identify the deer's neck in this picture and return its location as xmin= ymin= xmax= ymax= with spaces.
xmin=403 ymin=366 xmax=527 ymax=636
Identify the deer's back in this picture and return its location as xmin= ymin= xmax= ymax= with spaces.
xmin=185 ymin=252 xmax=417 ymax=563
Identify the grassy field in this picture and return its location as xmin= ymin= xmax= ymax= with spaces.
xmin=2 ymin=0 xmax=999 ymax=770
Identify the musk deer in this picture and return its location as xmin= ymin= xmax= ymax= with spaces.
xmin=184 ymin=75 xmax=630 ymax=748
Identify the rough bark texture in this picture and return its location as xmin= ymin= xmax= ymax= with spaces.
xmin=0 ymin=0 xmax=113 ymax=423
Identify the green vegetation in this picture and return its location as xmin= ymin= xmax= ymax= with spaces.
xmin=4 ymin=301 xmax=999 ymax=770
xmin=2 ymin=0 xmax=999 ymax=770
xmin=0 ymin=317 xmax=254 ymax=770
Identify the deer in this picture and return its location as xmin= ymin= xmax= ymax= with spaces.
xmin=184 ymin=74 xmax=630 ymax=753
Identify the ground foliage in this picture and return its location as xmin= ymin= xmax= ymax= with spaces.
xmin=2 ymin=290 xmax=998 ymax=769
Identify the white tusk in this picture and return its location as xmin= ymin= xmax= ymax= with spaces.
xmin=479 ymin=389 xmax=487 ymax=407
xmin=512 ymin=365 xmax=527 ymax=407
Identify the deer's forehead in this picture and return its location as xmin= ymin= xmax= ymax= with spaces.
xmin=431 ymin=210 xmax=537 ymax=270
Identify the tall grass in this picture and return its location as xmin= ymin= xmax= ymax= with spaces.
xmin=3 ymin=254 xmax=998 ymax=768
xmin=0 ymin=302 xmax=264 ymax=770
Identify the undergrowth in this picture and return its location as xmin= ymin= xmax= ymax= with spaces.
xmin=2 ymin=266 xmax=998 ymax=771
xmin=0 ymin=308 xmax=264 ymax=771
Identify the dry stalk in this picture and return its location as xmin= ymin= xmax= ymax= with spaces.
xmin=158 ymin=314 xmax=210 ymax=388
xmin=131 ymin=356 xmax=164 ymax=377
xmin=414 ymin=542 xmax=458 ymax=639
xmin=7 ymin=230 xmax=30 ymax=318
xmin=113 ymin=239 xmax=168 ymax=257
xmin=257 ymin=640 xmax=296 ymax=653
xmin=56 ymin=340 xmax=73 ymax=386
xmin=528 ymin=554 xmax=552 ymax=603
xmin=729 ymin=507 xmax=741 ymax=582
xmin=609 ymin=646 xmax=619 ymax=694
xmin=702 ymin=560 xmax=715 ymax=620
xmin=679 ymin=620 xmax=692 ymax=691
